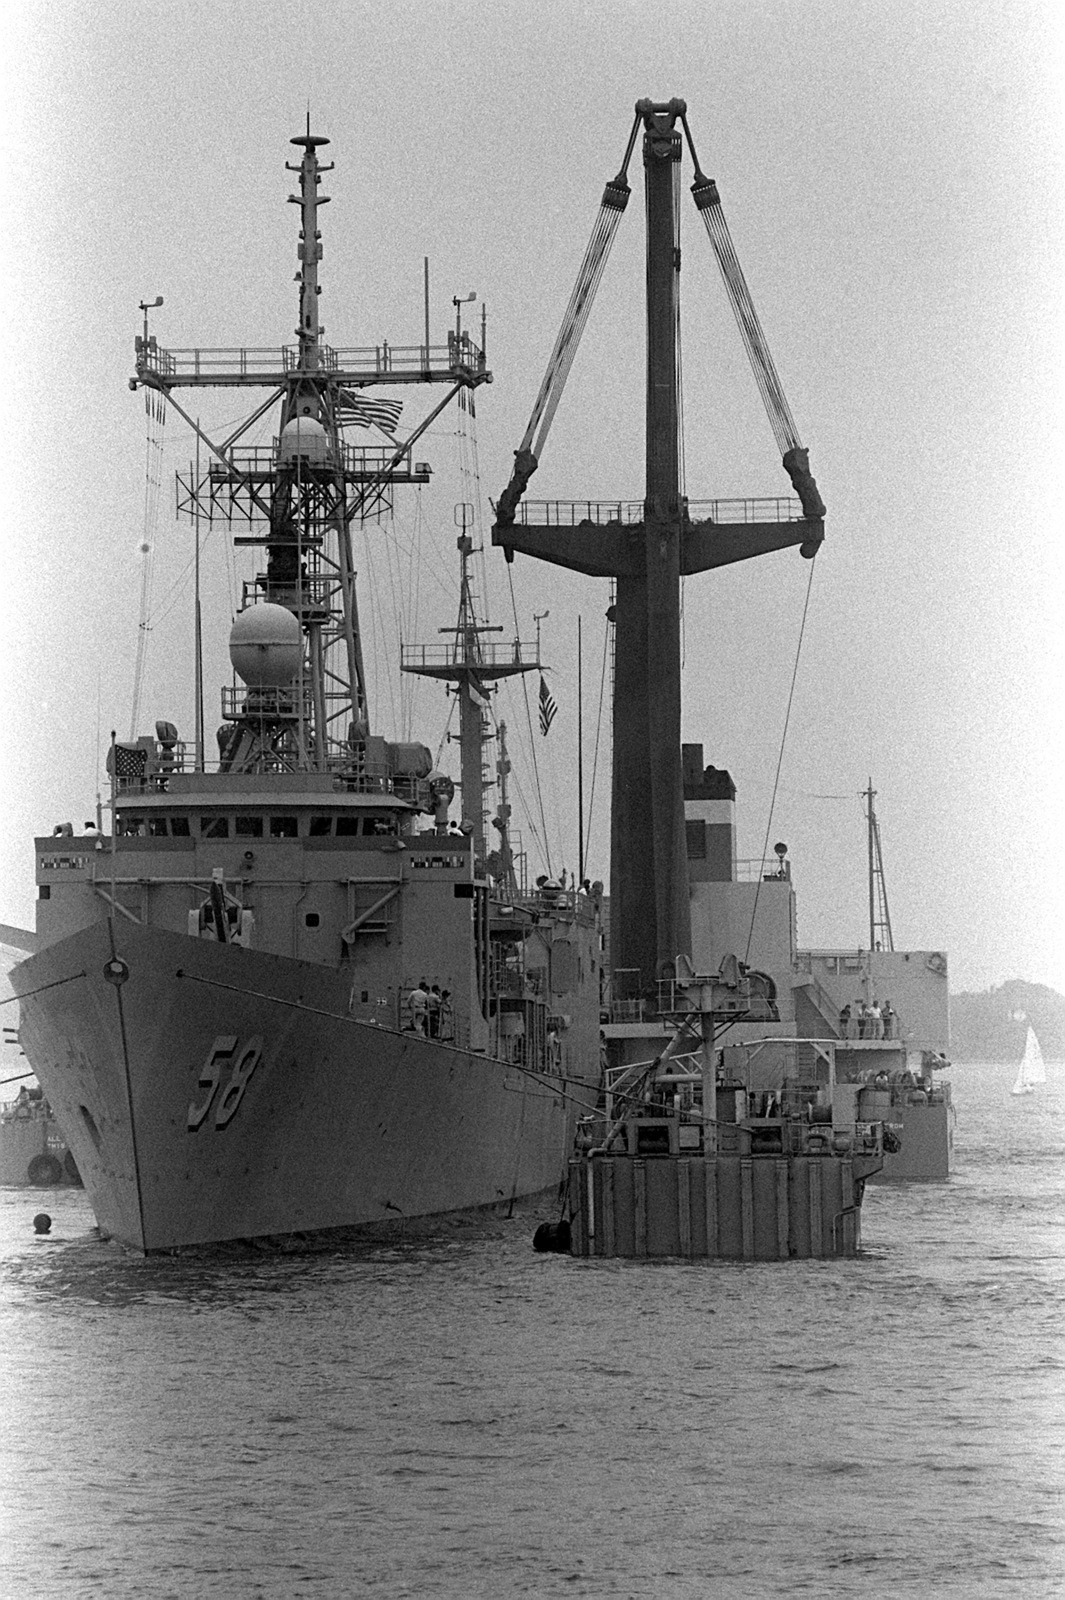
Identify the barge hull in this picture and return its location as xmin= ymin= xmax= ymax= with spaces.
xmin=569 ymin=1151 xmax=871 ymax=1260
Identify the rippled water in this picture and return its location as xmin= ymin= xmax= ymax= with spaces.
xmin=1 ymin=1062 xmax=1062 ymax=1598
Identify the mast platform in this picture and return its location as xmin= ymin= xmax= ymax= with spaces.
xmin=134 ymin=338 xmax=488 ymax=389
xmin=495 ymin=495 xmax=822 ymax=578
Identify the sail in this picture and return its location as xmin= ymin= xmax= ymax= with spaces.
xmin=1024 ymin=1026 xmax=1047 ymax=1086
xmin=1012 ymin=1025 xmax=1045 ymax=1094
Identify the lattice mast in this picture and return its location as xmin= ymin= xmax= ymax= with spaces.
xmin=401 ymin=522 xmax=539 ymax=864
xmin=131 ymin=127 xmax=489 ymax=775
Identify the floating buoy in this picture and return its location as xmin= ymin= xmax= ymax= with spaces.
xmin=27 ymin=1153 xmax=63 ymax=1186
xmin=32 ymin=1213 xmax=52 ymax=1234
xmin=532 ymin=1220 xmax=572 ymax=1254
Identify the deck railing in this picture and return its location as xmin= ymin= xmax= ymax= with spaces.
xmin=511 ymin=496 xmax=805 ymax=528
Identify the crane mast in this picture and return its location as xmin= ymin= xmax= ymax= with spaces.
xmin=494 ymin=99 xmax=825 ymax=1001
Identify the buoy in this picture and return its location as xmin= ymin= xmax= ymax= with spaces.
xmin=32 ymin=1213 xmax=52 ymax=1235
xmin=532 ymin=1220 xmax=572 ymax=1254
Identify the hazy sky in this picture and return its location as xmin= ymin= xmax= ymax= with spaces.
xmin=1 ymin=0 xmax=1062 ymax=996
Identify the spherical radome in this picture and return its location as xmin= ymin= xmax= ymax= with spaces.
xmin=277 ymin=416 xmax=329 ymax=466
xmin=229 ymin=604 xmax=303 ymax=688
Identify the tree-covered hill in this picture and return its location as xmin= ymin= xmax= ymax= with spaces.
xmin=950 ymin=980 xmax=1065 ymax=1062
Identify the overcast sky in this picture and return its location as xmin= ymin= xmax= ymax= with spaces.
xmin=1 ymin=0 xmax=1062 ymax=997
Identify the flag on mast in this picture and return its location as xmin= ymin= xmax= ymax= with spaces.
xmin=538 ymin=675 xmax=557 ymax=736
xmin=338 ymin=391 xmax=404 ymax=435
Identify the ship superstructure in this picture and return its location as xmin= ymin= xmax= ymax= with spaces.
xmin=11 ymin=131 xmax=602 ymax=1251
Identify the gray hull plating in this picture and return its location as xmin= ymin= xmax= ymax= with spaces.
xmin=12 ymin=920 xmax=581 ymax=1251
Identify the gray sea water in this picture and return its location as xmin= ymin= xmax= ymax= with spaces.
xmin=1 ymin=1061 xmax=1061 ymax=1599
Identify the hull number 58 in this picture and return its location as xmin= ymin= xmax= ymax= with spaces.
xmin=188 ymin=1035 xmax=264 ymax=1131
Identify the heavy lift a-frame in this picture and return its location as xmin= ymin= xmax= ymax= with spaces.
xmin=493 ymin=99 xmax=825 ymax=1003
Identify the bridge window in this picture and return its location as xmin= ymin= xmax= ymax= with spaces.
xmin=269 ymin=816 xmax=298 ymax=838
xmin=309 ymin=816 xmax=333 ymax=836
xmin=119 ymin=816 xmax=146 ymax=837
xmin=336 ymin=816 xmax=361 ymax=836
xmin=169 ymin=816 xmax=191 ymax=837
xmin=201 ymin=816 xmax=229 ymax=838
xmin=686 ymin=820 xmax=706 ymax=860
xmin=236 ymin=816 xmax=263 ymax=837
xmin=148 ymin=817 xmax=168 ymax=837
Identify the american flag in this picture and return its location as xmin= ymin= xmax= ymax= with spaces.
xmin=110 ymin=743 xmax=148 ymax=779
xmin=538 ymin=675 xmax=558 ymax=736
xmin=339 ymin=391 xmax=403 ymax=435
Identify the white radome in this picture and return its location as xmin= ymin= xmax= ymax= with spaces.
xmin=229 ymin=604 xmax=303 ymax=687
xmin=277 ymin=416 xmax=330 ymax=466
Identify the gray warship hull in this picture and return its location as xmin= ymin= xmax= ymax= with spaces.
xmin=12 ymin=919 xmax=578 ymax=1252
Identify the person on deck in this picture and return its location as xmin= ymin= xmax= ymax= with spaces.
xmin=426 ymin=985 xmax=442 ymax=1039
xmin=408 ymin=981 xmax=429 ymax=1034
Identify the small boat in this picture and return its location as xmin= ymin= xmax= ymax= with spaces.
xmin=1011 ymin=1025 xmax=1046 ymax=1096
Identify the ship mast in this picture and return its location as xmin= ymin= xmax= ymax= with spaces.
xmin=402 ymin=519 xmax=539 ymax=867
xmin=864 ymin=779 xmax=894 ymax=952
xmin=131 ymin=129 xmax=489 ymax=776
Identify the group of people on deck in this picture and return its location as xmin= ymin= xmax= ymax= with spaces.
xmin=838 ymin=999 xmax=896 ymax=1040
xmin=407 ymin=980 xmax=451 ymax=1039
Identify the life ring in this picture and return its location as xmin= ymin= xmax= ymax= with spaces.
xmin=27 ymin=1152 xmax=63 ymax=1186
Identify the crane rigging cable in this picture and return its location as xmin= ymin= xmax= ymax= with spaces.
xmin=743 ymin=551 xmax=819 ymax=968
xmin=495 ymin=113 xmax=641 ymax=524
xmin=678 ymin=114 xmax=825 ymax=519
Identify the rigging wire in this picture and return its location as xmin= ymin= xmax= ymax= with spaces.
xmin=505 ymin=564 xmax=553 ymax=876
xmin=584 ymin=602 xmax=612 ymax=880
xmin=129 ymin=390 xmax=167 ymax=737
xmin=743 ymin=555 xmax=819 ymax=966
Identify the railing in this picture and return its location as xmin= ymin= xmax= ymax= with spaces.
xmin=242 ymin=575 xmax=335 ymax=612
xmin=115 ymin=743 xmax=426 ymax=802
xmin=136 ymin=337 xmax=487 ymax=383
xmin=511 ymin=496 xmax=806 ymax=529
xmin=735 ymin=857 xmax=791 ymax=883
xmin=220 ymin=686 xmax=303 ymax=721
xmin=206 ymin=441 xmax=425 ymax=478
xmin=400 ymin=642 xmax=540 ymax=672
xmin=687 ymin=497 xmax=804 ymax=524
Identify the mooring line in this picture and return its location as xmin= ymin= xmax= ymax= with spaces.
xmin=0 ymin=971 xmax=88 ymax=1005
xmin=174 ymin=967 xmax=601 ymax=1113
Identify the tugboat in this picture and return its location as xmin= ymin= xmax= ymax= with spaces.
xmin=494 ymin=99 xmax=883 ymax=1259
xmin=9 ymin=129 xmax=602 ymax=1252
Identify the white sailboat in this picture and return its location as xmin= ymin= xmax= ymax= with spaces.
xmin=1011 ymin=1025 xmax=1046 ymax=1095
